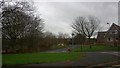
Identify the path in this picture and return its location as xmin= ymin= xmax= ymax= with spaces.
xmin=100 ymin=52 xmax=120 ymax=56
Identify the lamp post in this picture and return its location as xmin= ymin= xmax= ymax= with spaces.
xmin=107 ymin=23 xmax=110 ymax=45
xmin=107 ymin=23 xmax=110 ymax=30
xmin=72 ymin=33 xmax=74 ymax=46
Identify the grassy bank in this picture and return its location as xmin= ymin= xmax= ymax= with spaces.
xmin=2 ymin=52 xmax=82 ymax=65
xmin=73 ymin=45 xmax=120 ymax=52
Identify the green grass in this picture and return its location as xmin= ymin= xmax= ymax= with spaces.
xmin=2 ymin=52 xmax=82 ymax=65
xmin=73 ymin=45 xmax=120 ymax=52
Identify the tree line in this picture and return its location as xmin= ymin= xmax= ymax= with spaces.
xmin=0 ymin=0 xmax=100 ymax=53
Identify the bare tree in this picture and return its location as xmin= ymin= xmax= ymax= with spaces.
xmin=71 ymin=16 xmax=100 ymax=48
xmin=1 ymin=0 xmax=44 ymax=51
xmin=71 ymin=16 xmax=100 ymax=39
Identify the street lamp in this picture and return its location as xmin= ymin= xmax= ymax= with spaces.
xmin=107 ymin=23 xmax=110 ymax=30
xmin=107 ymin=23 xmax=111 ymax=45
xmin=72 ymin=33 xmax=74 ymax=46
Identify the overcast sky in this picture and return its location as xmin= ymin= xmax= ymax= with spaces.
xmin=0 ymin=0 xmax=119 ymax=38
xmin=33 ymin=1 xmax=118 ymax=36
xmin=1 ymin=0 xmax=117 ymax=37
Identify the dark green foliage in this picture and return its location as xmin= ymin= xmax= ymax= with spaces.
xmin=74 ymin=34 xmax=86 ymax=45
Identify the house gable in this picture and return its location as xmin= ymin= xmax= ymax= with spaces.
xmin=97 ymin=23 xmax=120 ymax=45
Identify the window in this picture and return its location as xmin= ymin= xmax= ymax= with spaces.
xmin=108 ymin=38 xmax=110 ymax=41
xmin=107 ymin=38 xmax=113 ymax=42
xmin=103 ymin=34 xmax=106 ymax=37
xmin=115 ymin=30 xmax=118 ymax=34
xmin=116 ymin=38 xmax=119 ymax=41
xmin=109 ymin=30 xmax=118 ymax=34
xmin=111 ymin=38 xmax=113 ymax=41
xmin=112 ymin=31 xmax=115 ymax=34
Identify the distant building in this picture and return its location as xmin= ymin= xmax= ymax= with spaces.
xmin=97 ymin=23 xmax=120 ymax=46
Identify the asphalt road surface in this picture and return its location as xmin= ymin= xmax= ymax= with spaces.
xmin=2 ymin=45 xmax=120 ymax=68
xmin=44 ymin=45 xmax=79 ymax=52
xmin=41 ymin=46 xmax=120 ymax=66
xmin=24 ymin=52 xmax=120 ymax=66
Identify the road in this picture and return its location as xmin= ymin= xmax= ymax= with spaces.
xmin=2 ymin=45 xmax=120 ymax=67
xmin=24 ymin=52 xmax=120 ymax=66
xmin=44 ymin=45 xmax=120 ymax=57
xmin=44 ymin=45 xmax=79 ymax=52
xmin=28 ymin=45 xmax=120 ymax=66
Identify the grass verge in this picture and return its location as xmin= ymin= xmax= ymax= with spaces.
xmin=72 ymin=45 xmax=120 ymax=52
xmin=2 ymin=52 xmax=82 ymax=65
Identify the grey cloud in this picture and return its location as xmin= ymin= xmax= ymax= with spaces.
xmin=34 ymin=2 xmax=118 ymax=35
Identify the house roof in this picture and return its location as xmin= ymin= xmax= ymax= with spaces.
xmin=109 ymin=23 xmax=120 ymax=31
xmin=97 ymin=23 xmax=120 ymax=42
xmin=97 ymin=23 xmax=120 ymax=39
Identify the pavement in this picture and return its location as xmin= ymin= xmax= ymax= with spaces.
xmin=100 ymin=52 xmax=120 ymax=57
